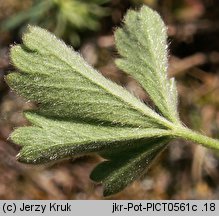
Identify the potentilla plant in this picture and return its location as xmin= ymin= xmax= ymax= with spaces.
xmin=6 ymin=5 xmax=219 ymax=196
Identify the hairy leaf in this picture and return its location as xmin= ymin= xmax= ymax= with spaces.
xmin=115 ymin=6 xmax=179 ymax=123
xmin=6 ymin=6 xmax=194 ymax=196
xmin=7 ymin=26 xmax=171 ymax=128
xmin=90 ymin=138 xmax=169 ymax=196
xmin=12 ymin=112 xmax=170 ymax=163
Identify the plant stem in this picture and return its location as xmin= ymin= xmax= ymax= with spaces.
xmin=173 ymin=126 xmax=219 ymax=150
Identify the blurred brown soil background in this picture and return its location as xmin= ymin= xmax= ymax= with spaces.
xmin=0 ymin=0 xmax=219 ymax=199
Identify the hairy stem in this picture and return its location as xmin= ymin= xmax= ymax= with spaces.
xmin=174 ymin=126 xmax=219 ymax=150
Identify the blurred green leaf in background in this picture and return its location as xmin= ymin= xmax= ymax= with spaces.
xmin=1 ymin=0 xmax=110 ymax=46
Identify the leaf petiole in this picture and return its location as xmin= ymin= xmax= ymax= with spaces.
xmin=172 ymin=126 xmax=219 ymax=150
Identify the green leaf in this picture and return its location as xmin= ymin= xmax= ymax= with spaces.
xmin=6 ymin=7 xmax=179 ymax=196
xmin=7 ymin=26 xmax=170 ymax=129
xmin=6 ymin=23 xmax=173 ymax=166
xmin=90 ymin=138 xmax=169 ymax=196
xmin=12 ymin=112 xmax=170 ymax=164
xmin=6 ymin=22 xmax=176 ymax=196
xmin=115 ymin=6 xmax=179 ymax=123
xmin=6 ymin=5 xmax=219 ymax=197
